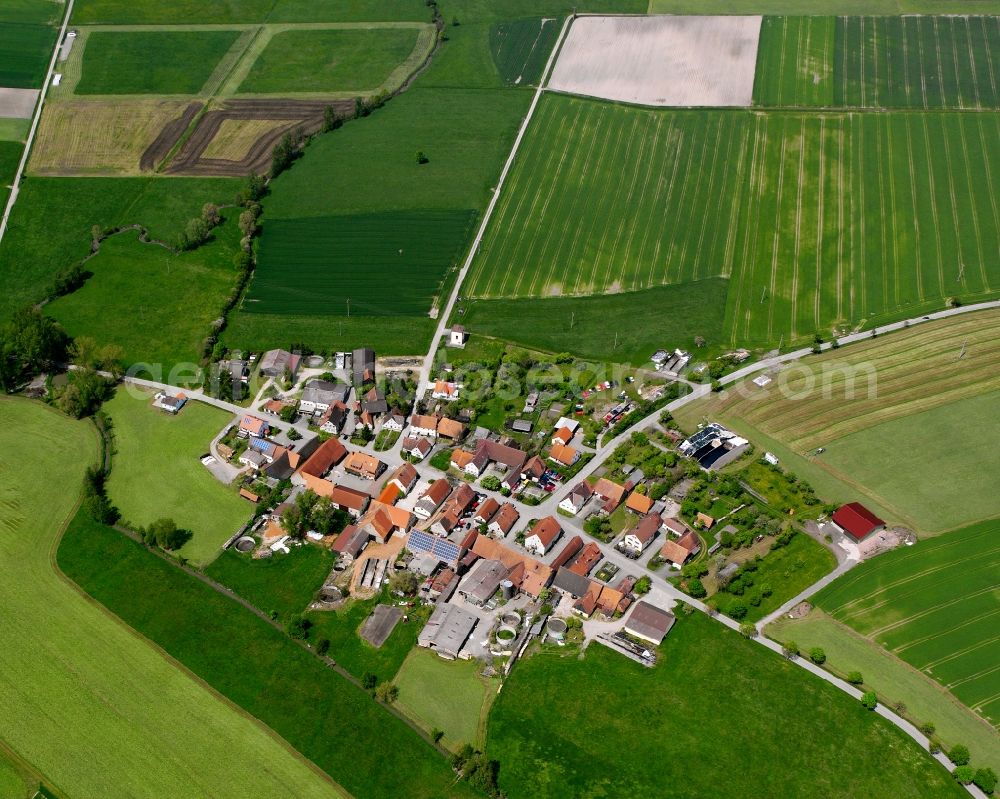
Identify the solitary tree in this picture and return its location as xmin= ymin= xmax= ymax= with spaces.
xmin=687 ymin=577 xmax=707 ymax=599
xmin=782 ymin=640 xmax=799 ymax=658
xmin=953 ymin=766 xmax=975 ymax=785
xmin=809 ymin=647 xmax=826 ymax=665
xmin=847 ymin=670 xmax=864 ymax=686
xmin=861 ymin=691 xmax=878 ymax=711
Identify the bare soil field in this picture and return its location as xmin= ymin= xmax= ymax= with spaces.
xmin=548 ymin=15 xmax=762 ymax=107
xmin=0 ymin=87 xmax=40 ymax=119
xmin=137 ymin=101 xmax=201 ymax=170
xmin=30 ymin=99 xmax=193 ymax=174
xmin=164 ymin=98 xmax=354 ymax=176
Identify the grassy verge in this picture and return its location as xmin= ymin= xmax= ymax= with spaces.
xmin=57 ymin=512 xmax=479 ymax=799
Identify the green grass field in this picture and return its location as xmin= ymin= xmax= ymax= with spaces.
xmin=205 ymin=544 xmax=333 ymax=622
xmin=104 ymin=388 xmax=250 ymax=566
xmin=238 ymin=27 xmax=423 ymax=94
xmin=488 ymin=612 xmax=962 ymax=798
xmin=245 ymin=210 xmax=475 ymax=316
xmin=466 ymin=94 xmax=1000 ymax=348
xmin=72 ymin=0 xmax=432 ymax=24
xmin=396 ymin=649 xmax=495 ymax=750
xmin=58 ymin=510 xmax=479 ymax=799
xmin=222 ymin=311 xmax=436 ymax=356
xmin=46 ymin=221 xmax=243 ymax=370
xmin=306 ymin=593 xmax=430 ymax=683
xmin=0 ymin=141 xmax=21 ymax=187
xmin=650 ymin=0 xmax=1000 ymax=11
xmin=457 ymin=278 xmax=729 ymax=364
xmin=753 ymin=16 xmax=836 ymax=106
xmin=0 ymin=118 xmax=30 ymax=141
xmin=813 ymin=520 xmax=1000 ymax=730
xmin=769 ymin=610 xmax=1000 ymax=772
xmin=76 ymin=30 xmax=240 ymax=95
xmin=0 ymin=176 xmax=240 ymax=319
xmin=489 ymin=17 xmax=561 ymax=86
xmin=0 ymin=22 xmax=55 ymax=88
xmin=821 ymin=389 xmax=1000 ymax=531
xmin=0 ymin=397 xmax=336 ymax=799
xmin=0 ymin=0 xmax=62 ymax=25
xmin=711 ymin=532 xmax=837 ymax=622
xmin=835 ymin=16 xmax=1000 ymax=108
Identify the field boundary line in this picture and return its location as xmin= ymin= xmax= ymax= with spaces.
xmin=0 ymin=0 xmax=75 ymax=247
xmin=417 ymin=14 xmax=573 ymax=393
xmin=919 ymin=114 xmax=946 ymax=297
xmin=789 ymin=117 xmax=807 ymax=340
xmin=902 ymin=119 xmax=925 ymax=301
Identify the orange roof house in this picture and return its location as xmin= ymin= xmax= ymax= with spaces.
xmin=548 ymin=443 xmax=579 ymax=467
xmin=343 ymin=451 xmax=385 ymax=480
xmin=552 ymin=426 xmax=573 ymax=445
xmin=450 ymin=450 xmax=475 ymax=470
xmin=436 ymin=417 xmax=467 ymax=440
xmin=525 ymin=516 xmax=562 ymax=555
xmin=594 ymin=478 xmax=627 ymax=512
xmin=626 ymin=492 xmax=654 ymax=515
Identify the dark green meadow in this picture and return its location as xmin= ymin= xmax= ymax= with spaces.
xmin=244 ymin=210 xmax=475 ymax=316
xmin=0 ymin=21 xmax=55 ymax=88
xmin=487 ymin=612 xmax=963 ymax=799
xmin=58 ymin=511 xmax=480 ymax=799
xmin=71 ymin=0 xmax=432 ymax=24
xmin=489 ymin=17 xmax=562 ymax=86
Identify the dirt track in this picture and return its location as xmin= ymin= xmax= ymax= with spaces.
xmin=162 ymin=99 xmax=355 ymax=176
xmin=139 ymin=101 xmax=202 ymax=171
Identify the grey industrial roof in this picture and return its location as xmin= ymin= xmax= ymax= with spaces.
xmin=624 ymin=601 xmax=676 ymax=645
xmin=418 ymin=603 xmax=478 ymax=657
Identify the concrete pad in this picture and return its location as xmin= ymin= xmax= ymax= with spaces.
xmin=549 ymin=15 xmax=762 ymax=107
xmin=0 ymin=88 xmax=40 ymax=119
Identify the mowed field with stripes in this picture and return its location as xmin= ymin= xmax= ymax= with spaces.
xmin=813 ymin=520 xmax=1000 ymax=730
xmin=464 ymin=93 xmax=1000 ymax=346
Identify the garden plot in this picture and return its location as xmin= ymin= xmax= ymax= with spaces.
xmin=548 ymin=15 xmax=762 ymax=107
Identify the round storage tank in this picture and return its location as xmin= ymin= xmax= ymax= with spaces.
xmin=547 ymin=618 xmax=567 ymax=641
xmin=500 ymin=579 xmax=515 ymax=599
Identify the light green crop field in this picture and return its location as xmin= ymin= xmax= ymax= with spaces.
xmin=46 ymin=221 xmax=242 ymax=371
xmin=104 ymin=388 xmax=249 ymax=566
xmin=488 ymin=611 xmax=962 ymax=798
xmin=395 ymin=649 xmax=495 ymax=751
xmin=465 ymin=94 xmax=1000 ymax=348
xmin=0 ymin=119 xmax=30 ymax=142
xmin=834 ymin=16 xmax=1000 ymax=108
xmin=753 ymin=16 xmax=836 ymax=106
xmin=754 ymin=15 xmax=1000 ymax=109
xmin=0 ymin=397 xmax=337 ymax=799
xmin=0 ymin=0 xmax=63 ymax=25
xmin=769 ymin=610 xmax=1000 ymax=771
xmin=238 ymin=27 xmax=423 ymax=94
xmin=814 ymin=520 xmax=1000 ymax=732
xmin=675 ymin=310 xmax=1000 ymax=532
xmin=821 ymin=390 xmax=1000 ymax=532
xmin=76 ymin=30 xmax=241 ymax=94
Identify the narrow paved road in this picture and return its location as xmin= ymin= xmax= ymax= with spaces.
xmin=755 ymin=557 xmax=857 ymax=630
xmin=0 ymin=0 xmax=75 ymax=244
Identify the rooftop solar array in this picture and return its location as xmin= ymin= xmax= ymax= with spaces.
xmin=408 ymin=529 xmax=461 ymax=563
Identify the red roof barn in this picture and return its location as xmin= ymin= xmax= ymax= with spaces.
xmin=832 ymin=502 xmax=885 ymax=541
